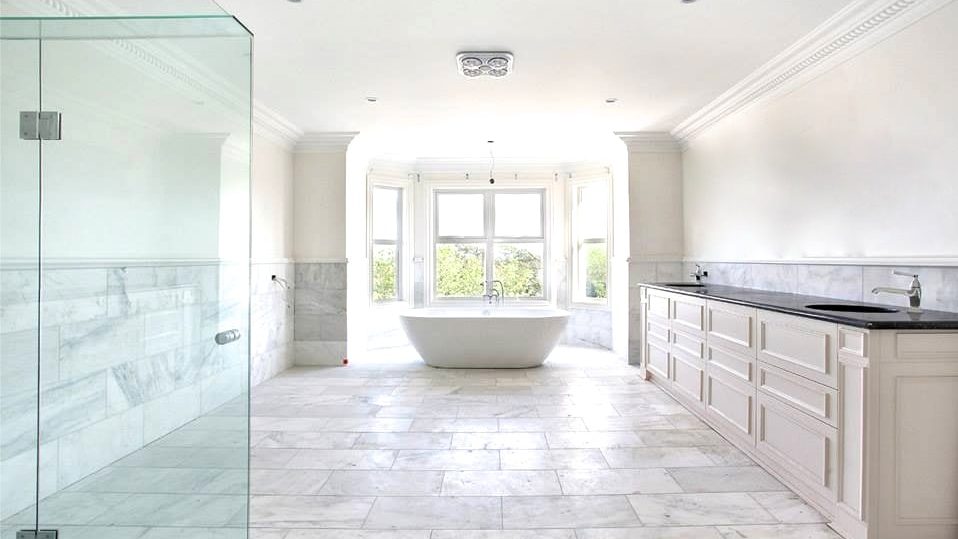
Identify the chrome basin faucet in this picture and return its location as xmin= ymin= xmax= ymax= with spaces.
xmin=872 ymin=270 xmax=922 ymax=313
xmin=690 ymin=264 xmax=709 ymax=282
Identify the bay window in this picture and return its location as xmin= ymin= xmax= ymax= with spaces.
xmin=371 ymin=185 xmax=404 ymax=303
xmin=433 ymin=189 xmax=547 ymax=302
xmin=571 ymin=179 xmax=609 ymax=304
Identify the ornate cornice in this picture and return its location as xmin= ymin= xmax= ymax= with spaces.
xmin=615 ymin=132 xmax=681 ymax=154
xmin=294 ymin=132 xmax=359 ymax=153
xmin=672 ymin=0 xmax=955 ymax=145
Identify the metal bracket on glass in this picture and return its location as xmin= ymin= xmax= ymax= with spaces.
xmin=17 ymin=531 xmax=58 ymax=539
xmin=20 ymin=111 xmax=62 ymax=140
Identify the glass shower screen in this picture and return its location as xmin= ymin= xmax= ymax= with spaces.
xmin=0 ymin=15 xmax=252 ymax=538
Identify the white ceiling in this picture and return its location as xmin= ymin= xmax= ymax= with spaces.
xmin=219 ymin=0 xmax=853 ymax=145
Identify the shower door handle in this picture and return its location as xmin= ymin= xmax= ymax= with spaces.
xmin=215 ymin=329 xmax=242 ymax=345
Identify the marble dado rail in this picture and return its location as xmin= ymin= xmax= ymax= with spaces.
xmin=0 ymin=260 xmax=253 ymax=520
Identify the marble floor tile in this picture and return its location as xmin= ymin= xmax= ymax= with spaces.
xmin=497 ymin=418 xmax=587 ymax=432
xmin=545 ymin=431 xmax=643 ymax=449
xmin=668 ymin=466 xmax=786 ymax=493
xmin=250 ymin=469 xmax=332 ymax=495
xmin=602 ymin=447 xmax=715 ymax=468
xmin=451 ymin=432 xmax=548 ymax=449
xmin=285 ymin=449 xmax=397 ymax=470
xmin=250 ymin=417 xmax=329 ymax=431
xmin=442 ymin=470 xmax=562 ymax=496
xmin=408 ymin=418 xmax=499 ymax=432
xmin=391 ymin=449 xmax=499 ymax=470
xmin=431 ymin=532 xmax=575 ymax=539
xmin=749 ymin=492 xmax=828 ymax=524
xmin=249 ymin=495 xmax=374 ymax=528
xmin=715 ymin=524 xmax=841 ymax=538
xmin=322 ymin=418 xmax=413 ymax=432
xmin=502 ymin=495 xmax=641 ymax=528
xmin=90 ymin=493 xmax=246 ymax=527
xmin=557 ymin=468 xmax=682 ymax=495
xmin=364 ymin=496 xmax=501 ymax=530
xmin=255 ymin=431 xmax=361 ymax=449
xmin=576 ymin=528 xmax=724 ymax=539
xmin=636 ymin=429 xmax=727 ymax=447
xmin=284 ymin=531 xmax=430 ymax=539
xmin=352 ymin=432 xmax=452 ymax=449
xmin=499 ymin=449 xmax=609 ymax=470
xmin=319 ymin=470 xmax=443 ymax=496
xmin=582 ymin=415 xmax=674 ymax=431
xmin=628 ymin=493 xmax=778 ymax=526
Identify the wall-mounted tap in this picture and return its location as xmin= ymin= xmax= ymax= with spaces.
xmin=689 ymin=264 xmax=709 ymax=282
xmin=482 ymin=280 xmax=504 ymax=306
xmin=871 ymin=270 xmax=922 ymax=313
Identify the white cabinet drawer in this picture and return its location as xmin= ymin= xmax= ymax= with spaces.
xmin=647 ymin=318 xmax=670 ymax=343
xmin=758 ymin=363 xmax=837 ymax=427
xmin=757 ymin=391 xmax=838 ymax=501
xmin=707 ymin=344 xmax=754 ymax=384
xmin=707 ymin=301 xmax=757 ymax=357
xmin=670 ymin=352 xmax=705 ymax=409
xmin=647 ymin=338 xmax=670 ymax=381
xmin=671 ymin=329 xmax=705 ymax=359
xmin=706 ymin=365 xmax=755 ymax=444
xmin=647 ymin=291 xmax=671 ymax=320
xmin=670 ymin=293 xmax=706 ymax=337
xmin=758 ymin=312 xmax=838 ymax=388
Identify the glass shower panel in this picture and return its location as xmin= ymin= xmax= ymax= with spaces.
xmin=0 ymin=25 xmax=41 ymax=536
xmin=0 ymin=15 xmax=251 ymax=538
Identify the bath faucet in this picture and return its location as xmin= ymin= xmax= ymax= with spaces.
xmin=482 ymin=280 xmax=505 ymax=306
xmin=689 ymin=264 xmax=709 ymax=282
xmin=871 ymin=270 xmax=922 ymax=313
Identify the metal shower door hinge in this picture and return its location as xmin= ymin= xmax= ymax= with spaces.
xmin=19 ymin=111 xmax=62 ymax=140
xmin=17 ymin=531 xmax=58 ymax=539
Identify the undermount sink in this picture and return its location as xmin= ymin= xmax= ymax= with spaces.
xmin=662 ymin=282 xmax=706 ymax=288
xmin=805 ymin=304 xmax=899 ymax=314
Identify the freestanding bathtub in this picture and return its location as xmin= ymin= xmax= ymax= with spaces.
xmin=399 ymin=308 xmax=570 ymax=368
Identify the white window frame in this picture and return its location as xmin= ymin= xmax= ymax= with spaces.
xmin=368 ymin=180 xmax=411 ymax=306
xmin=430 ymin=187 xmax=550 ymax=305
xmin=569 ymin=176 xmax=611 ymax=308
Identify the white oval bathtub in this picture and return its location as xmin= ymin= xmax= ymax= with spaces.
xmin=399 ymin=308 xmax=570 ymax=368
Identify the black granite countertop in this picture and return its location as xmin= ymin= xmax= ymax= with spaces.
xmin=640 ymin=282 xmax=958 ymax=330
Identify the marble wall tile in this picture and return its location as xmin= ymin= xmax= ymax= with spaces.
xmin=142 ymin=385 xmax=202 ymax=444
xmin=58 ymin=405 xmax=144 ymax=488
xmin=58 ymin=315 xmax=145 ymax=380
xmin=0 ymin=440 xmax=57 ymax=520
xmin=295 ymin=341 xmax=347 ymax=366
xmin=294 ymin=263 xmax=348 ymax=366
xmin=107 ymin=351 xmax=179 ymax=414
xmin=795 ymin=265 xmax=863 ymax=302
xmin=564 ymin=309 xmax=613 ymax=350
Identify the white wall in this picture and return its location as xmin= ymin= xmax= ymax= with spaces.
xmin=683 ymin=2 xmax=958 ymax=262
xmin=629 ymin=151 xmax=684 ymax=261
xmin=252 ymin=134 xmax=295 ymax=260
xmin=294 ymin=151 xmax=348 ymax=260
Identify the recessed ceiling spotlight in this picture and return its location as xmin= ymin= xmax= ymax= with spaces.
xmin=366 ymin=97 xmax=378 ymax=103
xmin=681 ymin=0 xmax=697 ymax=3
xmin=605 ymin=98 xmax=618 ymax=104
xmin=287 ymin=0 xmax=302 ymax=3
xmin=457 ymin=52 xmax=514 ymax=79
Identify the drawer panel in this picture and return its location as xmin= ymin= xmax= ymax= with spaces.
xmin=758 ymin=312 xmax=838 ymax=388
xmin=647 ymin=318 xmax=670 ymax=343
xmin=647 ymin=338 xmax=670 ymax=381
xmin=670 ymin=294 xmax=706 ymax=336
xmin=707 ymin=344 xmax=754 ymax=384
xmin=671 ymin=352 xmax=705 ymax=407
xmin=706 ymin=366 xmax=755 ymax=443
xmin=708 ymin=301 xmax=757 ymax=357
xmin=758 ymin=363 xmax=837 ymax=427
xmin=671 ymin=329 xmax=705 ymax=359
xmin=647 ymin=292 xmax=671 ymax=320
xmin=838 ymin=328 xmax=867 ymax=358
xmin=757 ymin=391 xmax=838 ymax=501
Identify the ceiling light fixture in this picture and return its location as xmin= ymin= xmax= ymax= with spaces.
xmin=366 ymin=96 xmax=378 ymax=103
xmin=605 ymin=98 xmax=618 ymax=104
xmin=457 ymin=52 xmax=514 ymax=78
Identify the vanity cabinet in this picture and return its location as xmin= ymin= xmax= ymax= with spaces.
xmin=640 ymin=285 xmax=958 ymax=539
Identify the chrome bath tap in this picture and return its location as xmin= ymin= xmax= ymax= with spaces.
xmin=482 ymin=280 xmax=504 ymax=305
xmin=871 ymin=270 xmax=922 ymax=312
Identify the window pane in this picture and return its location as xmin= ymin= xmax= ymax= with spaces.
xmin=373 ymin=187 xmax=400 ymax=241
xmin=579 ymin=242 xmax=608 ymax=300
xmin=494 ymin=243 xmax=544 ymax=298
xmin=372 ymin=244 xmax=398 ymax=302
xmin=435 ymin=243 xmax=486 ymax=297
xmin=437 ymin=193 xmax=484 ymax=237
xmin=577 ymin=183 xmax=608 ymax=240
xmin=494 ymin=193 xmax=542 ymax=237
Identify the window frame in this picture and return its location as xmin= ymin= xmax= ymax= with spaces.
xmin=430 ymin=187 xmax=549 ymax=304
xmin=369 ymin=184 xmax=406 ymax=305
xmin=569 ymin=177 xmax=611 ymax=307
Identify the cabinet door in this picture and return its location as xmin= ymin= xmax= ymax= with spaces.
xmin=757 ymin=391 xmax=838 ymax=501
xmin=670 ymin=293 xmax=706 ymax=338
xmin=646 ymin=337 xmax=670 ymax=382
xmin=758 ymin=363 xmax=837 ymax=427
xmin=671 ymin=350 xmax=705 ymax=409
xmin=706 ymin=365 xmax=755 ymax=444
xmin=707 ymin=301 xmax=756 ymax=358
xmin=707 ymin=344 xmax=754 ymax=384
xmin=758 ymin=312 xmax=838 ymax=388
xmin=647 ymin=290 xmax=671 ymax=321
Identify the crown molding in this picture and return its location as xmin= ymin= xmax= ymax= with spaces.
xmin=253 ymin=101 xmax=304 ymax=149
xmin=672 ymin=0 xmax=955 ymax=145
xmin=295 ymin=132 xmax=359 ymax=153
xmin=615 ymin=132 xmax=681 ymax=153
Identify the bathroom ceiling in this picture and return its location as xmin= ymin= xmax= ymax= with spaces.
xmin=218 ymin=0 xmax=854 ymax=140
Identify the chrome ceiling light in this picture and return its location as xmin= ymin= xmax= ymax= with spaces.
xmin=457 ymin=52 xmax=514 ymax=78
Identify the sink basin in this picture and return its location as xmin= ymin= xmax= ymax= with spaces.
xmin=805 ymin=304 xmax=899 ymax=314
xmin=661 ymin=283 xmax=706 ymax=288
